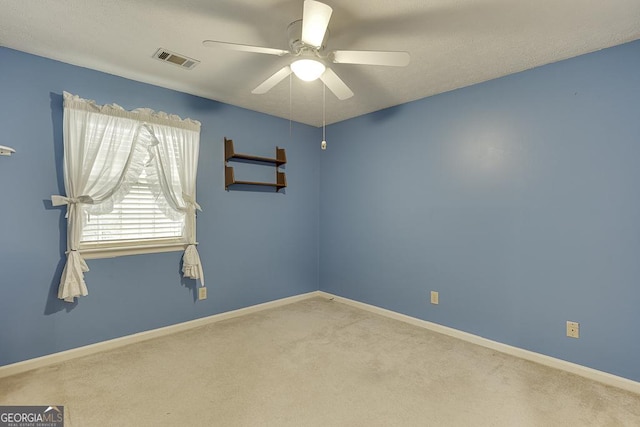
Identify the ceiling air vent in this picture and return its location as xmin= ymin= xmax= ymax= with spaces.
xmin=153 ymin=48 xmax=200 ymax=70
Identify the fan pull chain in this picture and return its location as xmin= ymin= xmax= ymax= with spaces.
xmin=289 ymin=72 xmax=293 ymax=139
xmin=321 ymin=83 xmax=327 ymax=150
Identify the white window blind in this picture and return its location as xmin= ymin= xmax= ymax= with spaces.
xmin=81 ymin=168 xmax=185 ymax=244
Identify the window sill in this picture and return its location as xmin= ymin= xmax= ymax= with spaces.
xmin=79 ymin=241 xmax=191 ymax=259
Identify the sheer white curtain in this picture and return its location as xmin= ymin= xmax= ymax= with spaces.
xmin=51 ymin=92 xmax=203 ymax=302
xmin=145 ymin=120 xmax=204 ymax=283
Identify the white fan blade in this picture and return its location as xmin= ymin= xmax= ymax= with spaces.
xmin=302 ymin=0 xmax=333 ymax=48
xmin=252 ymin=66 xmax=292 ymax=94
xmin=203 ymin=40 xmax=289 ymax=56
xmin=320 ymin=68 xmax=353 ymax=100
xmin=332 ymin=50 xmax=410 ymax=67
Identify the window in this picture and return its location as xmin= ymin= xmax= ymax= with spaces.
xmin=79 ymin=165 xmax=188 ymax=258
xmin=52 ymin=92 xmax=204 ymax=302
xmin=75 ymin=120 xmax=190 ymax=258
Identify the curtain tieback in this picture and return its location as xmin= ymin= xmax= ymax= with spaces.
xmin=182 ymin=193 xmax=202 ymax=211
xmin=51 ymin=195 xmax=94 ymax=206
xmin=51 ymin=195 xmax=94 ymax=218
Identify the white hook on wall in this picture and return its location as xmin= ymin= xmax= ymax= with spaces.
xmin=0 ymin=145 xmax=16 ymax=156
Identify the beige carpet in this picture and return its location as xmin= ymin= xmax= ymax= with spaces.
xmin=1 ymin=297 xmax=639 ymax=426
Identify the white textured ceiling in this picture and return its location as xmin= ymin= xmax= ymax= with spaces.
xmin=1 ymin=0 xmax=639 ymax=126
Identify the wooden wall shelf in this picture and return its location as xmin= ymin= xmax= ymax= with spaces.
xmin=225 ymin=137 xmax=286 ymax=166
xmin=225 ymin=166 xmax=287 ymax=192
xmin=224 ymin=137 xmax=287 ymax=192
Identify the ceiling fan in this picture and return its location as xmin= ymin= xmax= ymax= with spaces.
xmin=203 ymin=0 xmax=410 ymax=100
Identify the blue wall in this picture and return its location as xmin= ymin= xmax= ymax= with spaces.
xmin=0 ymin=47 xmax=320 ymax=366
xmin=320 ymin=40 xmax=640 ymax=382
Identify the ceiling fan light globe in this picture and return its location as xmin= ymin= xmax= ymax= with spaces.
xmin=291 ymin=59 xmax=325 ymax=81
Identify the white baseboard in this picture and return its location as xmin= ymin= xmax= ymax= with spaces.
xmin=3 ymin=290 xmax=638 ymax=396
xmin=0 ymin=291 xmax=321 ymax=379
xmin=318 ymin=291 xmax=640 ymax=395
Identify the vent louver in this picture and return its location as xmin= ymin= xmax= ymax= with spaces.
xmin=153 ymin=48 xmax=200 ymax=70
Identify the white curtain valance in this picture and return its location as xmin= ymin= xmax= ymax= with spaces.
xmin=63 ymin=91 xmax=201 ymax=132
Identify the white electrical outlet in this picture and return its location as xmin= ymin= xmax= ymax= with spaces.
xmin=430 ymin=291 xmax=439 ymax=305
xmin=566 ymin=321 xmax=579 ymax=338
xmin=198 ymin=287 xmax=207 ymax=301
